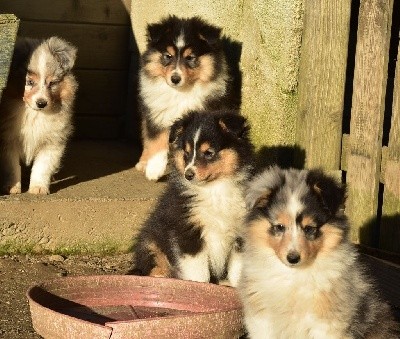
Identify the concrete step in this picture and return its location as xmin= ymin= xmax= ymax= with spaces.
xmin=0 ymin=140 xmax=166 ymax=255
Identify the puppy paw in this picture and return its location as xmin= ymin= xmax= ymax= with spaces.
xmin=28 ymin=185 xmax=49 ymax=195
xmin=218 ymin=279 xmax=234 ymax=287
xmin=4 ymin=182 xmax=22 ymax=194
xmin=145 ymin=151 xmax=168 ymax=181
xmin=135 ymin=161 xmax=146 ymax=172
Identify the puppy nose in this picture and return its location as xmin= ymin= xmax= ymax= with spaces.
xmin=287 ymin=251 xmax=301 ymax=265
xmin=36 ymin=99 xmax=47 ymax=109
xmin=185 ymin=168 xmax=195 ymax=181
xmin=171 ymin=74 xmax=181 ymax=85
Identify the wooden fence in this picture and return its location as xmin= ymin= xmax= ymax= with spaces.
xmin=296 ymin=0 xmax=400 ymax=254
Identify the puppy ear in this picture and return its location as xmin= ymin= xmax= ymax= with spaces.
xmin=194 ymin=18 xmax=222 ymax=45
xmin=306 ymin=170 xmax=346 ymax=216
xmin=218 ymin=113 xmax=249 ymax=140
xmin=146 ymin=15 xmax=178 ymax=45
xmin=46 ymin=37 xmax=77 ymax=72
xmin=253 ymin=191 xmax=272 ymax=209
xmin=169 ymin=118 xmax=184 ymax=144
xmin=146 ymin=22 xmax=164 ymax=44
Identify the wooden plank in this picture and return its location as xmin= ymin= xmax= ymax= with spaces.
xmin=380 ymin=40 xmax=400 ymax=253
xmin=346 ymin=0 xmax=393 ymax=245
xmin=360 ymin=253 xmax=400 ymax=309
xmin=0 ymin=14 xmax=19 ymax=100
xmin=74 ymin=70 xmax=129 ymax=117
xmin=295 ymin=0 xmax=351 ymax=170
xmin=73 ymin=116 xmax=121 ymax=139
xmin=0 ymin=0 xmax=131 ymax=25
xmin=18 ymin=21 xmax=130 ymax=70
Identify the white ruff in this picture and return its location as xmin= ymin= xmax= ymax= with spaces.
xmin=20 ymin=107 xmax=63 ymax=164
xmin=183 ymin=176 xmax=247 ymax=278
xmin=140 ymin=73 xmax=227 ymax=129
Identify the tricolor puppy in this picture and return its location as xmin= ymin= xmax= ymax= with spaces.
xmin=131 ymin=111 xmax=254 ymax=286
xmin=0 ymin=37 xmax=77 ymax=194
xmin=136 ymin=15 xmax=238 ymax=181
xmin=239 ymin=167 xmax=399 ymax=339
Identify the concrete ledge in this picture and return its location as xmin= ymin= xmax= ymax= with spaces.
xmin=0 ymin=140 xmax=166 ymax=254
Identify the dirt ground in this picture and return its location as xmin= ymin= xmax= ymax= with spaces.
xmin=0 ymin=253 xmax=132 ymax=338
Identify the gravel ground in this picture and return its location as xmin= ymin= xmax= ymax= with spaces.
xmin=0 ymin=253 xmax=132 ymax=338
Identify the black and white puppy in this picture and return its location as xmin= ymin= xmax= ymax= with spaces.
xmin=131 ymin=110 xmax=254 ymax=286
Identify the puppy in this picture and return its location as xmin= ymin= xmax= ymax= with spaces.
xmin=0 ymin=37 xmax=78 ymax=194
xmin=238 ymin=167 xmax=399 ymax=339
xmin=131 ymin=111 xmax=254 ymax=286
xmin=135 ymin=15 xmax=239 ymax=181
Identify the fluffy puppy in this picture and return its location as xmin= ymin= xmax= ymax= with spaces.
xmin=239 ymin=167 xmax=399 ymax=339
xmin=131 ymin=110 xmax=254 ymax=286
xmin=135 ymin=15 xmax=239 ymax=181
xmin=0 ymin=37 xmax=78 ymax=194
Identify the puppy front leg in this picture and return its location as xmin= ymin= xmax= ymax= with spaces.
xmin=178 ymin=251 xmax=210 ymax=283
xmin=144 ymin=130 xmax=169 ymax=181
xmin=29 ymin=146 xmax=63 ymax=194
xmin=226 ymin=246 xmax=243 ymax=287
xmin=0 ymin=143 xmax=21 ymax=194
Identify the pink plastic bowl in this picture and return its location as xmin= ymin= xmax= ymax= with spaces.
xmin=27 ymin=275 xmax=244 ymax=338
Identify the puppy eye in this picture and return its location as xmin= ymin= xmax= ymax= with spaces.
xmin=48 ymin=80 xmax=60 ymax=88
xmin=185 ymin=55 xmax=196 ymax=62
xmin=162 ymin=53 xmax=173 ymax=63
xmin=203 ymin=148 xmax=215 ymax=160
xmin=26 ymin=79 xmax=34 ymax=86
xmin=185 ymin=55 xmax=197 ymax=68
xmin=303 ymin=226 xmax=317 ymax=236
xmin=272 ymin=224 xmax=285 ymax=233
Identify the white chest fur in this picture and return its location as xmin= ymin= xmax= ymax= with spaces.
xmin=19 ymin=106 xmax=69 ymax=164
xmin=188 ymin=178 xmax=246 ymax=276
xmin=140 ymin=74 xmax=227 ymax=129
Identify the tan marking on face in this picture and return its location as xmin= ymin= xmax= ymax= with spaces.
xmin=23 ymin=73 xmax=39 ymax=104
xmin=276 ymin=212 xmax=292 ymax=228
xmin=199 ymin=142 xmax=211 ymax=153
xmin=300 ymin=215 xmax=316 ymax=228
xmin=197 ymin=55 xmax=215 ymax=82
xmin=146 ymin=241 xmax=172 ymax=277
xmin=166 ymin=46 xmax=176 ymax=57
xmin=143 ymin=51 xmax=166 ymax=78
xmin=176 ymin=54 xmax=215 ymax=87
xmin=185 ymin=142 xmax=192 ymax=154
xmin=247 ymin=218 xmax=272 ymax=248
xmin=182 ymin=48 xmax=193 ymax=58
xmin=194 ymin=149 xmax=238 ymax=181
xmin=174 ymin=149 xmax=185 ymax=175
xmin=319 ymin=224 xmax=344 ymax=254
xmin=248 ymin=212 xmax=323 ymax=267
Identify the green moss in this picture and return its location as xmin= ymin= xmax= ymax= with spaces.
xmin=0 ymin=242 xmax=36 ymax=256
xmin=0 ymin=240 xmax=132 ymax=256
